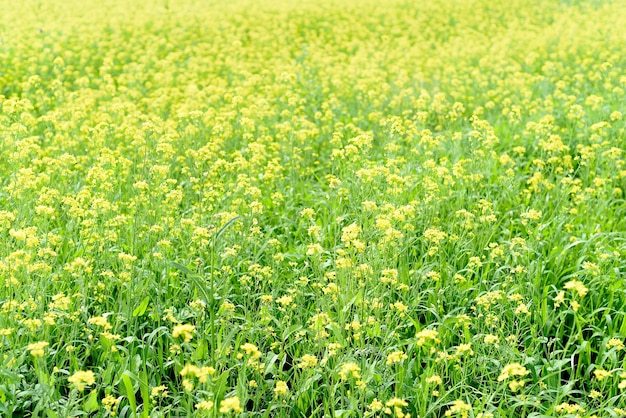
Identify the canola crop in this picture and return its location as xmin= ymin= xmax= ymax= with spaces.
xmin=1 ymin=0 xmax=626 ymax=416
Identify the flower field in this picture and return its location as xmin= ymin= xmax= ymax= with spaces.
xmin=1 ymin=0 xmax=626 ymax=416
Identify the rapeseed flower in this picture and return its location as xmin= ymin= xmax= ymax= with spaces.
xmin=219 ymin=396 xmax=243 ymax=414
xmin=68 ymin=370 xmax=96 ymax=392
xmin=297 ymin=354 xmax=318 ymax=369
xmin=274 ymin=380 xmax=289 ymax=397
xmin=196 ymin=400 xmax=214 ymax=410
xmin=339 ymin=362 xmax=361 ymax=380
xmin=172 ymin=324 xmax=195 ymax=342
xmin=386 ymin=350 xmax=408 ymax=365
xmin=564 ymin=280 xmax=588 ymax=298
xmin=27 ymin=341 xmax=49 ymax=357
xmin=445 ymin=400 xmax=472 ymax=418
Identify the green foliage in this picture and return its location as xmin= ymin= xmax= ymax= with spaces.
xmin=0 ymin=0 xmax=626 ymax=416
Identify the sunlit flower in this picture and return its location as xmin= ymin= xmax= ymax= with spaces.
xmin=196 ymin=400 xmax=214 ymax=410
xmin=386 ymin=350 xmax=408 ymax=365
xmin=445 ymin=400 xmax=473 ymax=417
xmin=219 ymin=396 xmax=243 ymax=414
xmin=27 ymin=341 xmax=49 ymax=358
xmin=564 ymin=280 xmax=588 ymax=297
xmin=274 ymin=380 xmax=289 ymax=397
xmin=297 ymin=354 xmax=318 ymax=369
xmin=339 ymin=362 xmax=361 ymax=380
xmin=172 ymin=324 xmax=195 ymax=342
xmin=68 ymin=370 xmax=96 ymax=392
xmin=594 ymin=369 xmax=612 ymax=381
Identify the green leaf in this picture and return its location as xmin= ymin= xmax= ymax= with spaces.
xmin=122 ymin=372 xmax=137 ymax=416
xmin=170 ymin=261 xmax=193 ymax=276
xmin=139 ymin=368 xmax=151 ymax=418
xmin=84 ymin=390 xmax=99 ymax=412
xmin=45 ymin=409 xmax=59 ymax=418
xmin=132 ymin=296 xmax=150 ymax=317
xmin=213 ymin=371 xmax=230 ymax=401
xmin=216 ymin=216 xmax=241 ymax=240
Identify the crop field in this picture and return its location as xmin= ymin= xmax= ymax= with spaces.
xmin=1 ymin=0 xmax=626 ymax=416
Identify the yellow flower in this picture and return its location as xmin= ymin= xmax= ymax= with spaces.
xmin=68 ymin=370 xmax=96 ymax=392
xmin=306 ymin=243 xmax=324 ymax=255
xmin=297 ymin=354 xmax=318 ymax=369
xmin=339 ymin=362 xmax=361 ymax=380
xmin=498 ymin=363 xmax=529 ymax=382
xmin=416 ymin=329 xmax=440 ymax=346
xmin=425 ymin=375 xmax=442 ymax=385
xmin=180 ymin=364 xmax=216 ymax=383
xmin=564 ymin=280 xmax=588 ymax=297
xmin=455 ymin=343 xmax=473 ymax=356
xmin=219 ymin=396 xmax=243 ymax=414
xmin=606 ymin=338 xmax=624 ymax=351
xmin=196 ymin=400 xmax=214 ymax=410
xmin=182 ymin=379 xmax=194 ymax=391
xmin=508 ymin=380 xmax=525 ymax=391
xmin=520 ymin=209 xmax=542 ymax=221
xmin=27 ymin=341 xmax=49 ymax=357
xmin=102 ymin=394 xmax=120 ymax=412
xmin=385 ymin=398 xmax=410 ymax=418
xmin=386 ymin=350 xmax=408 ymax=365
xmin=386 ymin=398 xmax=408 ymax=407
xmin=300 ymin=208 xmax=315 ymax=218
xmin=555 ymin=403 xmax=585 ymax=414
xmin=276 ymin=295 xmax=294 ymax=307
xmin=369 ymin=399 xmax=383 ymax=412
xmin=151 ymin=385 xmax=168 ymax=398
xmin=87 ymin=315 xmax=112 ymax=330
xmin=553 ymin=291 xmax=565 ymax=307
xmin=274 ymin=380 xmax=289 ymax=397
xmin=445 ymin=400 xmax=473 ymax=418
xmin=423 ymin=227 xmax=447 ymax=244
xmin=589 ymin=390 xmax=602 ymax=399
xmin=514 ymin=303 xmax=529 ymax=315
xmin=341 ymin=222 xmax=362 ymax=247
xmin=484 ymin=335 xmax=499 ymax=345
xmin=594 ymin=369 xmax=612 ymax=381
xmin=239 ymin=342 xmax=262 ymax=359
xmin=172 ymin=324 xmax=195 ymax=342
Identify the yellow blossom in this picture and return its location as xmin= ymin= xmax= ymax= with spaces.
xmin=239 ymin=343 xmax=262 ymax=359
xmin=172 ymin=324 xmax=195 ymax=342
xmin=564 ymin=280 xmax=588 ymax=297
xmin=151 ymin=385 xmax=168 ymax=398
xmin=555 ymin=403 xmax=585 ymax=414
xmin=594 ymin=369 xmax=612 ymax=380
xmin=445 ymin=400 xmax=473 ymax=418
xmin=297 ymin=354 xmax=318 ymax=369
xmin=416 ymin=329 xmax=440 ymax=346
xmin=219 ymin=396 xmax=243 ymax=414
xmin=498 ymin=363 xmax=529 ymax=382
xmin=386 ymin=350 xmax=408 ymax=365
xmin=68 ymin=370 xmax=96 ymax=392
xmin=27 ymin=341 xmax=49 ymax=357
xmin=274 ymin=380 xmax=289 ymax=397
xmin=606 ymin=338 xmax=624 ymax=351
xmin=426 ymin=375 xmax=442 ymax=385
xmin=196 ymin=400 xmax=214 ymax=410
xmin=339 ymin=362 xmax=361 ymax=380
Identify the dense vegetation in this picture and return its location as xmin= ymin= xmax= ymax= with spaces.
xmin=1 ymin=0 xmax=626 ymax=416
